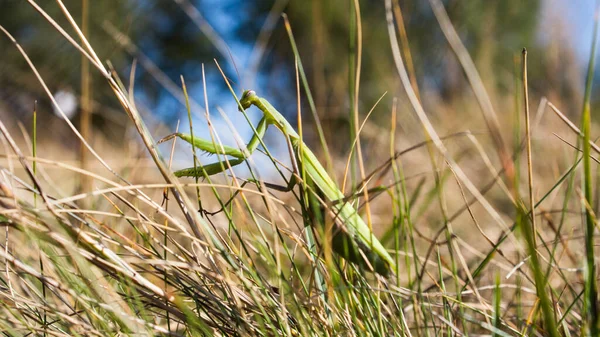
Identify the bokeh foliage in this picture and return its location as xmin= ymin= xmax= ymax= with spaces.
xmin=2 ymin=0 xmax=582 ymax=144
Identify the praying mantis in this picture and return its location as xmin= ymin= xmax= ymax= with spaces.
xmin=160 ymin=90 xmax=396 ymax=276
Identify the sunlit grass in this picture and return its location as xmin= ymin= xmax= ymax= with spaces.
xmin=0 ymin=1 xmax=598 ymax=336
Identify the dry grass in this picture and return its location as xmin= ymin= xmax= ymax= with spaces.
xmin=0 ymin=0 xmax=598 ymax=336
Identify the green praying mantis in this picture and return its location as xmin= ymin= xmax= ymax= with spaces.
xmin=160 ymin=90 xmax=396 ymax=276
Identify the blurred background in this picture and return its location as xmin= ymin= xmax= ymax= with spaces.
xmin=4 ymin=2 xmax=600 ymax=333
xmin=0 ymin=0 xmax=595 ymax=181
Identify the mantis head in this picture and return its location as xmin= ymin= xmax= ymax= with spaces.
xmin=239 ymin=90 xmax=257 ymax=111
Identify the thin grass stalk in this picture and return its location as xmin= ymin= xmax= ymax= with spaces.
xmin=436 ymin=248 xmax=451 ymax=336
xmin=348 ymin=0 xmax=358 ymax=188
xmin=391 ymin=0 xmax=420 ymax=101
xmin=80 ymin=0 xmax=91 ymax=209
xmin=512 ymin=54 xmax=524 ymax=330
xmin=493 ymin=272 xmax=501 ymax=337
xmin=581 ymin=10 xmax=600 ymax=335
xmin=522 ymin=49 xmax=537 ymax=249
xmin=32 ymin=101 xmax=46 ymax=336
xmin=389 ymin=98 xmax=402 ymax=281
xmin=181 ymin=77 xmax=204 ymax=213
xmin=282 ymin=15 xmax=333 ymax=173
xmin=162 ymin=120 xmax=180 ymax=333
xmin=350 ymin=0 xmax=375 ymax=242
xmin=521 ymin=48 xmax=558 ymax=337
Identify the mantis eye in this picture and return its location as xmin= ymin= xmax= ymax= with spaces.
xmin=239 ymin=90 xmax=256 ymax=111
xmin=242 ymin=90 xmax=256 ymax=100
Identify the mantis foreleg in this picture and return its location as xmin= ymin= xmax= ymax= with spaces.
xmin=159 ymin=116 xmax=269 ymax=177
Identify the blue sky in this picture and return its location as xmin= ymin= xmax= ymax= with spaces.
xmin=540 ymin=0 xmax=597 ymax=62
xmin=164 ymin=0 xmax=600 ymax=180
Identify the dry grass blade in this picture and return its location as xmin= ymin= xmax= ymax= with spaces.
xmin=548 ymin=101 xmax=600 ymax=155
xmin=428 ymin=0 xmax=513 ymax=181
xmin=385 ymin=0 xmax=509 ymax=236
xmin=0 ymin=0 xmax=595 ymax=335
